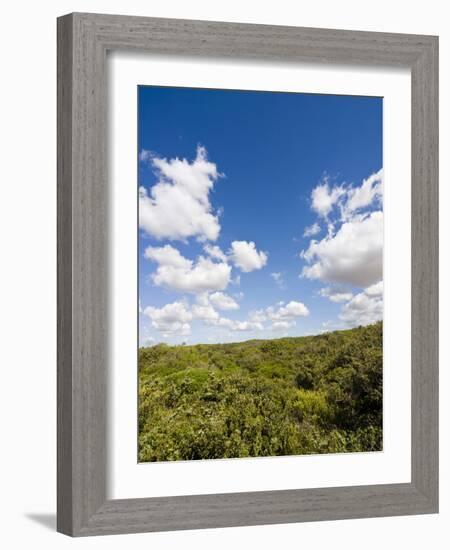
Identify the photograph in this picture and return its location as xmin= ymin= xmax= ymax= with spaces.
xmin=138 ymin=85 xmax=383 ymax=462
xmin=0 ymin=2 xmax=441 ymax=543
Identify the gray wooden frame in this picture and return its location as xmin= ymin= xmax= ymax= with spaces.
xmin=57 ymin=12 xmax=439 ymax=537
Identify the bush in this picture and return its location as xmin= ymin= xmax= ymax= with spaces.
xmin=138 ymin=322 xmax=383 ymax=461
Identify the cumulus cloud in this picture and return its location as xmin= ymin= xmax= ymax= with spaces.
xmin=309 ymin=170 xmax=383 ymax=222
xmin=144 ymin=292 xmax=309 ymax=338
xmin=319 ymin=286 xmax=354 ymax=303
xmin=144 ymin=244 xmax=191 ymax=269
xmin=270 ymin=272 xmax=286 ymax=289
xmin=339 ymin=288 xmax=383 ymax=327
xmin=139 ymin=146 xmax=221 ymax=242
xmin=209 ymin=291 xmax=239 ymax=311
xmin=202 ymin=298 xmax=308 ymax=334
xmin=301 ymin=169 xmax=383 ymax=289
xmin=210 ymin=317 xmax=264 ymax=332
xmin=303 ymin=222 xmax=321 ymax=237
xmin=144 ymin=244 xmax=231 ymax=293
xmin=203 ymin=244 xmax=227 ymax=262
xmin=248 ymin=300 xmax=309 ymax=325
xmin=229 ymin=241 xmax=268 ymax=272
xmin=344 ymin=169 xmax=383 ymax=218
xmin=271 ymin=320 xmax=296 ymax=330
xmin=248 ymin=309 xmax=268 ymax=324
xmin=139 ymin=149 xmax=153 ymax=163
xmin=304 ymin=170 xmax=384 ymax=329
xmin=143 ymin=301 xmax=192 ymax=335
xmin=311 ymin=178 xmax=345 ymax=218
xmin=195 ymin=292 xmax=210 ymax=307
xmin=267 ymin=300 xmax=309 ymax=321
xmin=317 ymin=280 xmax=382 ymax=329
xmin=191 ymin=303 xmax=220 ymax=321
xmin=365 ymin=280 xmax=383 ymax=297
xmin=301 ymin=211 xmax=383 ymax=288
xmin=192 ymin=293 xmax=262 ymax=332
xmin=264 ymin=301 xmax=309 ymax=331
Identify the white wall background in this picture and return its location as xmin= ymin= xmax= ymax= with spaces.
xmin=0 ymin=1 xmax=447 ymax=548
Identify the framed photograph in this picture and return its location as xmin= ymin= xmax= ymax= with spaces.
xmin=57 ymin=12 xmax=438 ymax=536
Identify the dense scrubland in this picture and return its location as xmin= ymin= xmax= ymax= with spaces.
xmin=139 ymin=322 xmax=382 ymax=462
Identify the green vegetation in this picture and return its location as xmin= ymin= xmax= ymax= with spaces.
xmin=139 ymin=322 xmax=382 ymax=462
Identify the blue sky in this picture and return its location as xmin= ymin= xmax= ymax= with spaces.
xmin=138 ymin=86 xmax=383 ymax=346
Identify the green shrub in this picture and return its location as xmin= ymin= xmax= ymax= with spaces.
xmin=138 ymin=322 xmax=383 ymax=461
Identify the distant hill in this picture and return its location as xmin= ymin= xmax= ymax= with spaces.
xmin=139 ymin=322 xmax=382 ymax=462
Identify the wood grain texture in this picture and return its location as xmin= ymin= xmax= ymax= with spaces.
xmin=57 ymin=12 xmax=439 ymax=537
xmin=57 ymin=13 xmax=74 ymax=535
xmin=410 ymin=36 xmax=439 ymax=506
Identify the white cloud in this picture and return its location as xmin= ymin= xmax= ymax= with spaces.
xmin=271 ymin=320 xmax=295 ymax=330
xmin=211 ymin=317 xmax=264 ymax=332
xmin=311 ymin=178 xmax=345 ymax=218
xmin=301 ymin=211 xmax=383 ymax=288
xmin=191 ymin=303 xmax=220 ymax=321
xmin=302 ymin=170 xmax=383 ymax=290
xmin=192 ymin=293 xmax=261 ymax=332
xmin=209 ymin=291 xmax=239 ymax=311
xmin=344 ymin=169 xmax=383 ymax=217
xmin=248 ymin=300 xmax=309 ymax=325
xmin=144 ymin=244 xmax=191 ymax=269
xmin=365 ymin=280 xmax=383 ymax=297
xmin=145 ymin=245 xmax=231 ymax=293
xmin=270 ymin=272 xmax=286 ymax=289
xmin=303 ymin=222 xmax=321 ymax=238
xmin=139 ymin=149 xmax=153 ymax=163
xmin=229 ymin=241 xmax=268 ymax=272
xmin=339 ymin=286 xmax=383 ymax=327
xmin=249 ymin=309 xmax=268 ymax=323
xmin=139 ymin=146 xmax=221 ymax=242
xmin=144 ymin=301 xmax=192 ymax=335
xmin=267 ymin=300 xmax=309 ymax=320
xmin=195 ymin=292 xmax=210 ymax=307
xmin=203 ymin=244 xmax=227 ymax=262
xmin=309 ymin=170 xmax=383 ymax=222
xmin=145 ymin=294 xmax=309 ymax=338
xmin=319 ymin=286 xmax=353 ymax=303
